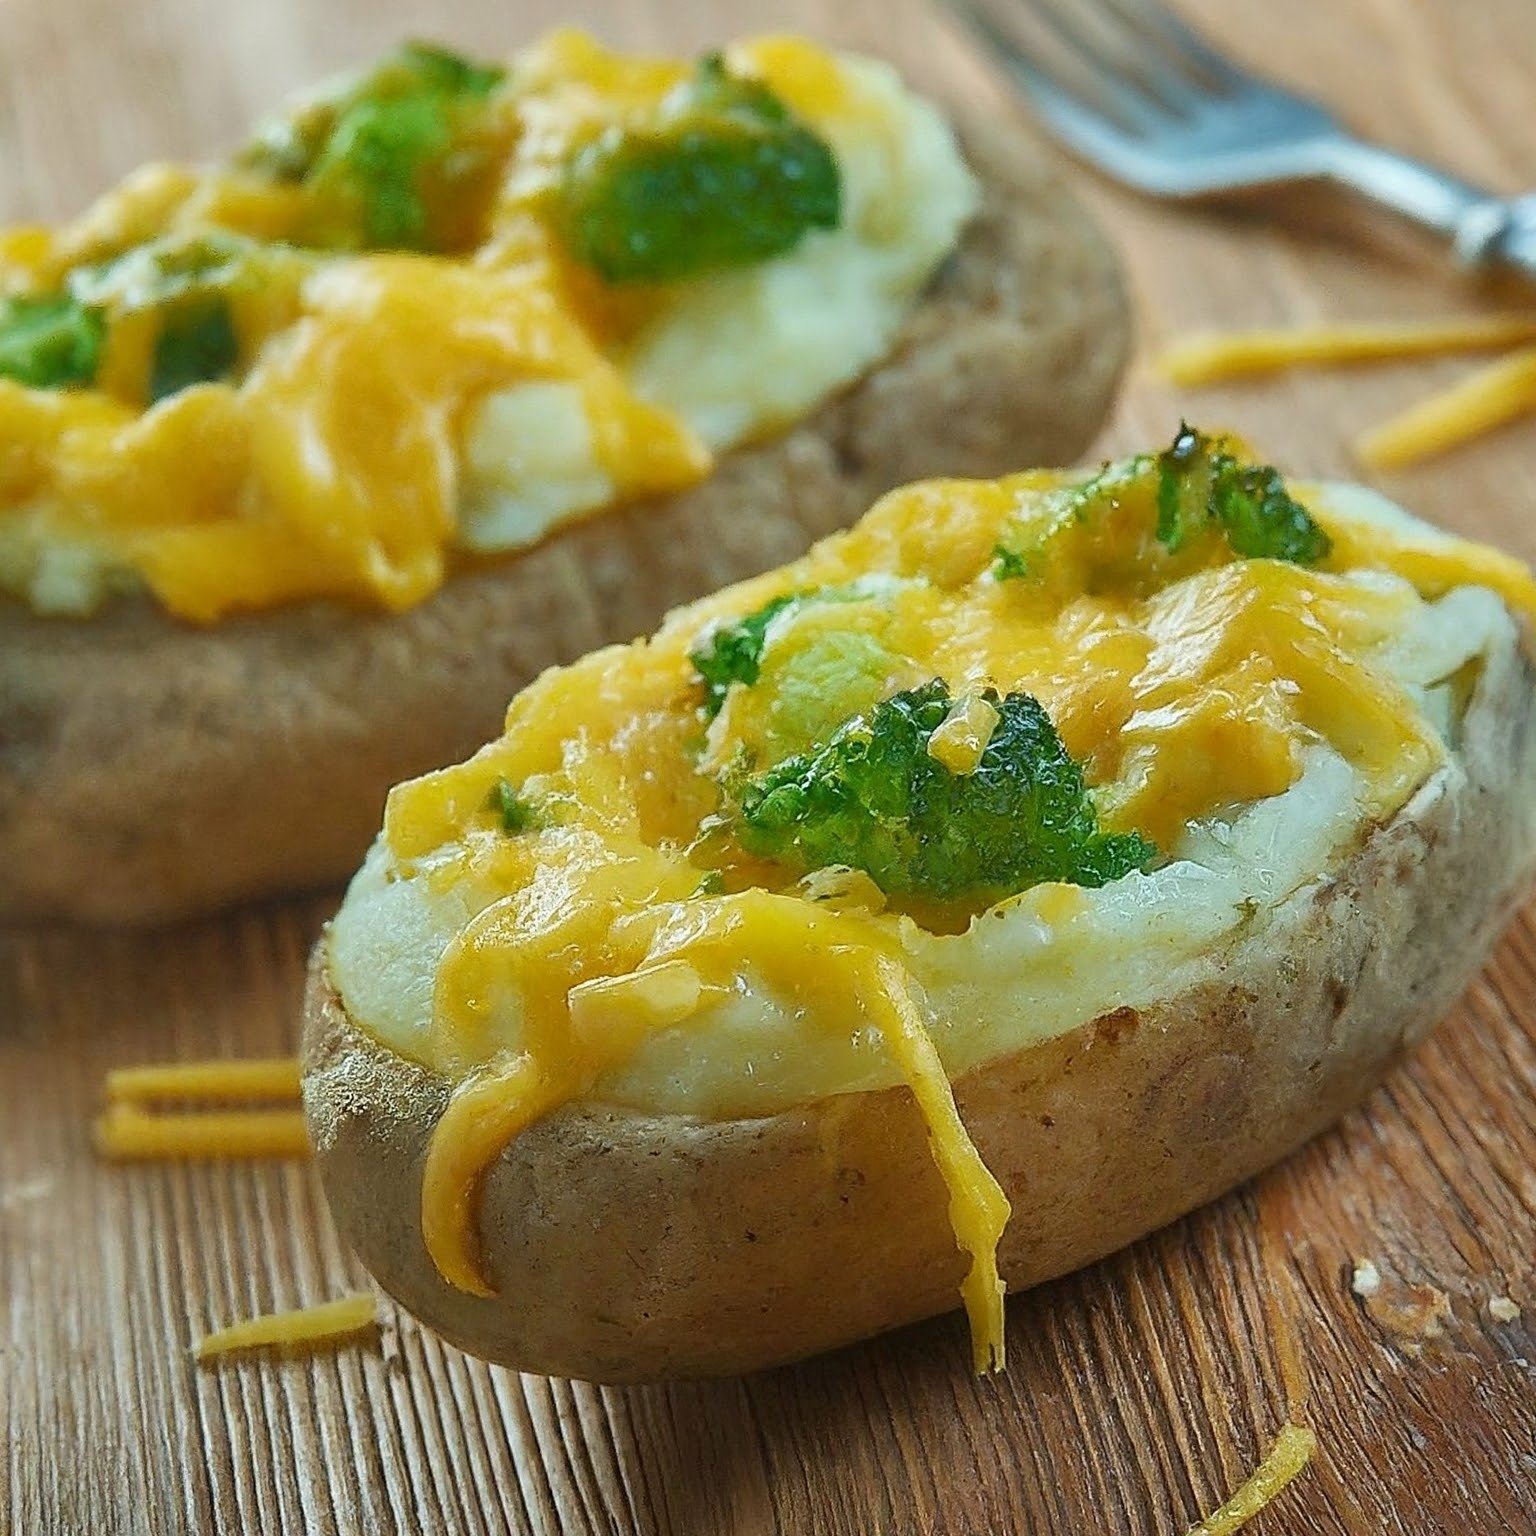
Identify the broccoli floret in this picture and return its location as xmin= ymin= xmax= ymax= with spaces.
xmin=70 ymin=233 xmax=269 ymax=401
xmin=485 ymin=776 xmax=540 ymax=834
xmin=0 ymin=293 xmax=106 ymax=390
xmin=733 ymin=679 xmax=1155 ymax=905
xmin=1156 ymin=424 xmax=1331 ymax=564
xmin=148 ymin=297 xmax=240 ymax=402
xmin=991 ymin=544 xmax=1033 ymax=582
xmin=990 ymin=457 xmax=1148 ymax=583
xmin=758 ymin=627 xmax=896 ymax=763
xmin=993 ymin=430 xmax=1330 ymax=580
xmin=311 ymin=95 xmax=454 ymax=249
xmin=691 ymin=592 xmax=799 ymax=718
xmin=689 ymin=585 xmax=899 ymax=754
xmin=562 ymin=53 xmax=841 ymax=284
xmin=245 ymin=42 xmax=506 ymax=252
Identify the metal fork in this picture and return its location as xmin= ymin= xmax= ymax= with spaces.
xmin=946 ymin=0 xmax=1536 ymax=282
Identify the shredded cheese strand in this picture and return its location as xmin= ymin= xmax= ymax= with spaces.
xmin=194 ymin=1293 xmax=378 ymax=1361
xmin=105 ymin=1056 xmax=302 ymax=1104
xmin=866 ymin=955 xmax=1011 ymax=1373
xmin=1355 ymin=345 xmax=1536 ymax=469
xmin=1184 ymin=1424 xmax=1318 ymax=1536
xmin=1158 ymin=316 xmax=1536 ymax=384
xmin=414 ymin=897 xmax=1013 ymax=1371
xmin=421 ymin=1054 xmax=562 ymax=1297
xmin=93 ymin=1102 xmax=311 ymax=1160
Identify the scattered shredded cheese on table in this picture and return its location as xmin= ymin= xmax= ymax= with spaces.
xmin=1183 ymin=1423 xmax=1317 ymax=1536
xmin=105 ymin=1056 xmax=302 ymax=1104
xmin=1355 ymin=345 xmax=1536 ymax=469
xmin=194 ymin=1293 xmax=379 ymax=1361
xmin=94 ymin=1101 xmax=311 ymax=1160
xmin=1158 ymin=316 xmax=1536 ymax=385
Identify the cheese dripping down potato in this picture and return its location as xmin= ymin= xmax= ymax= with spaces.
xmin=307 ymin=434 xmax=1536 ymax=1381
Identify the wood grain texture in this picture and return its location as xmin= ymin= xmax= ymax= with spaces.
xmin=3 ymin=0 xmax=1535 ymax=1532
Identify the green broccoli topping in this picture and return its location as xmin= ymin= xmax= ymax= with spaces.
xmin=149 ymin=297 xmax=239 ymax=402
xmin=992 ymin=429 xmax=1330 ymax=581
xmin=71 ymin=233 xmax=272 ymax=400
xmin=691 ymin=593 xmax=799 ymax=718
xmin=990 ymin=458 xmax=1143 ymax=583
xmin=756 ymin=627 xmax=896 ymax=765
xmin=733 ymin=679 xmax=1155 ymax=905
xmin=245 ymin=42 xmax=506 ymax=252
xmin=562 ymin=53 xmax=841 ymax=284
xmin=486 ymin=776 xmax=539 ymax=834
xmin=1156 ymin=425 xmax=1331 ymax=564
xmin=0 ymin=293 xmax=106 ymax=390
xmin=990 ymin=544 xmax=1033 ymax=582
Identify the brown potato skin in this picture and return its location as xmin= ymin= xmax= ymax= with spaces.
xmin=0 ymin=122 xmax=1129 ymax=925
xmin=302 ymin=625 xmax=1536 ymax=1383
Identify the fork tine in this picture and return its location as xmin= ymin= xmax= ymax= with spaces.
xmin=1014 ymin=0 xmax=1191 ymax=126
xmin=947 ymin=0 xmax=1156 ymax=159
xmin=947 ymin=0 xmax=1168 ymax=139
xmin=1090 ymin=0 xmax=1251 ymax=95
xmin=1035 ymin=0 xmax=1248 ymax=120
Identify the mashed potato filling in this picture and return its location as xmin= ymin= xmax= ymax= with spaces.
xmin=327 ymin=462 xmax=1534 ymax=1361
xmin=0 ymin=34 xmax=975 ymax=620
xmin=333 ymin=475 xmax=1535 ymax=1108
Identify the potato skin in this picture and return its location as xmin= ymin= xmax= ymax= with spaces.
xmin=0 ymin=122 xmax=1128 ymax=925
xmin=302 ymin=626 xmax=1536 ymax=1383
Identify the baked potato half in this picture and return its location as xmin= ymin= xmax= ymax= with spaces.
xmin=0 ymin=34 xmax=1128 ymax=926
xmin=301 ymin=433 xmax=1536 ymax=1382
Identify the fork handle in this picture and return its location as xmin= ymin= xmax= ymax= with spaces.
xmin=1319 ymin=137 xmax=1536 ymax=283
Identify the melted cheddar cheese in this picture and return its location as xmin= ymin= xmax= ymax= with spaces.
xmin=329 ymin=460 xmax=1536 ymax=1369
xmin=194 ymin=1293 xmax=378 ymax=1361
xmin=0 ymin=35 xmax=976 ymax=620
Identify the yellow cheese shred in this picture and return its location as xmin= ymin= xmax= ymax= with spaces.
xmin=866 ymin=955 xmax=1010 ymax=1372
xmin=194 ymin=1293 xmax=379 ymax=1362
xmin=93 ymin=1102 xmax=311 ymax=1160
xmin=1158 ymin=316 xmax=1536 ymax=384
xmin=105 ymin=1055 xmax=302 ymax=1104
xmin=1183 ymin=1423 xmax=1317 ymax=1536
xmin=418 ymin=895 xmax=1012 ymax=1372
xmin=1355 ymin=345 xmax=1536 ymax=469
xmin=420 ymin=1054 xmax=563 ymax=1297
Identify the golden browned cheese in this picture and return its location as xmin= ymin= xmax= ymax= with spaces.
xmin=339 ymin=461 xmax=1536 ymax=1372
xmin=0 ymin=34 xmax=912 ymax=621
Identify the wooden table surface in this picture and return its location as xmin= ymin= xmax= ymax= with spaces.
xmin=4 ymin=1 xmax=1535 ymax=1532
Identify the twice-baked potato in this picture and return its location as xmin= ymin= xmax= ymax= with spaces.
xmin=302 ymin=430 xmax=1536 ymax=1382
xmin=0 ymin=33 xmax=1128 ymax=924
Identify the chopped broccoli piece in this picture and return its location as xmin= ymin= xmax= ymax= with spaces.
xmin=992 ymin=429 xmax=1330 ymax=579
xmin=0 ymin=293 xmax=106 ymax=390
xmin=691 ymin=593 xmax=799 ymax=718
xmin=562 ymin=53 xmax=841 ymax=283
xmin=734 ymin=679 xmax=1155 ymax=905
xmin=390 ymin=40 xmax=505 ymax=99
xmin=991 ymin=543 xmax=1033 ymax=582
xmin=246 ymin=42 xmax=506 ymax=252
xmin=72 ymin=234 xmax=266 ymax=400
xmin=758 ymin=627 xmax=896 ymax=764
xmin=692 ymin=869 xmax=727 ymax=897
xmin=486 ymin=777 xmax=539 ymax=834
xmin=1154 ymin=425 xmax=1218 ymax=553
xmin=1156 ymin=425 xmax=1331 ymax=565
xmin=71 ymin=232 xmax=256 ymax=310
xmin=311 ymin=94 xmax=453 ymax=248
xmin=990 ymin=458 xmax=1144 ymax=583
xmin=149 ymin=297 xmax=239 ymax=401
